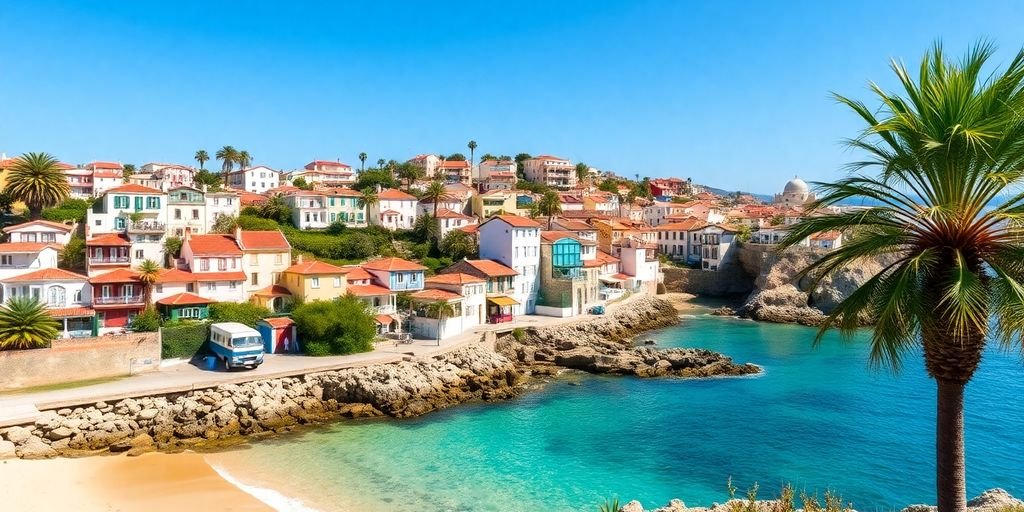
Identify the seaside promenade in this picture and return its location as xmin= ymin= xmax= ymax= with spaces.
xmin=0 ymin=292 xmax=652 ymax=427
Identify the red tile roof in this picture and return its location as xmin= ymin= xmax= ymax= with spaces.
xmin=347 ymin=284 xmax=392 ymax=297
xmin=157 ymin=292 xmax=216 ymax=306
xmin=253 ymin=285 xmax=292 ymax=297
xmin=811 ymin=231 xmax=841 ymax=241
xmin=439 ymin=160 xmax=471 ymax=169
xmin=88 ymin=161 xmax=122 ymax=170
xmin=4 ymin=268 xmax=87 ymax=282
xmin=47 ymin=306 xmax=95 ymax=318
xmin=106 ymin=184 xmax=163 ymax=194
xmin=324 ymin=187 xmax=361 ymax=197
xmin=186 ymin=234 xmax=241 ymax=256
xmin=613 ymin=272 xmax=631 ymax=280
xmin=433 ymin=208 xmax=472 ymax=220
xmin=341 ymin=266 xmax=373 ymax=281
xmin=425 ymin=273 xmax=485 ymax=285
xmin=0 ymin=242 xmax=60 ymax=253
xmin=410 ymin=288 xmax=463 ymax=301
xmin=380 ymin=209 xmax=401 ymax=216
xmin=86 ymin=233 xmax=131 ymax=247
xmin=239 ymin=230 xmax=290 ymax=251
xmin=238 ymin=191 xmax=268 ymax=205
xmin=374 ymin=314 xmax=397 ymax=325
xmin=89 ymin=268 xmax=141 ymax=283
xmin=156 ymin=268 xmax=197 ymax=283
xmin=459 ymin=224 xmax=479 ymax=234
xmin=458 ymin=259 xmax=518 ymax=277
xmin=262 ymin=316 xmax=295 ymax=328
xmin=377 ymin=188 xmax=417 ymax=201
xmin=2 ymin=220 xmax=73 ymax=233
xmin=305 ymin=160 xmax=351 ymax=170
xmin=192 ymin=271 xmax=247 ymax=281
xmin=362 ymin=257 xmax=426 ymax=272
xmin=486 ymin=214 xmax=540 ymax=228
xmin=285 ymin=260 xmax=346 ymax=275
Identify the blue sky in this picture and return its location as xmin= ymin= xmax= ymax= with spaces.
xmin=1 ymin=1 xmax=1022 ymax=193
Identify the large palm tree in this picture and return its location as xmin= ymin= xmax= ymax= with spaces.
xmin=195 ymin=150 xmax=209 ymax=170
xmin=358 ymin=188 xmax=379 ymax=213
xmin=781 ymin=42 xmax=1024 ymax=512
xmin=359 ymin=152 xmax=368 ymax=172
xmin=397 ymin=163 xmax=424 ymax=190
xmin=423 ymin=180 xmax=447 ymax=226
xmin=216 ymin=145 xmax=237 ymax=173
xmin=538 ymin=190 xmax=562 ymax=229
xmin=467 ymin=140 xmax=477 ymax=167
xmin=7 ymin=152 xmax=70 ymax=219
xmin=0 ymin=297 xmax=60 ymax=350
xmin=236 ymin=150 xmax=253 ymax=170
xmin=136 ymin=259 xmax=162 ymax=308
xmin=424 ymin=300 xmax=456 ymax=346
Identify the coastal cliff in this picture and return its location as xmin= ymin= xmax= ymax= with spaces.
xmin=497 ymin=296 xmax=760 ymax=377
xmin=0 ymin=344 xmax=520 ymax=459
xmin=737 ymin=244 xmax=888 ymax=326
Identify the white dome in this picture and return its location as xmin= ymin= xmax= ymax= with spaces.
xmin=783 ymin=177 xmax=809 ymax=195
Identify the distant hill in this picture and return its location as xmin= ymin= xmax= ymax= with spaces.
xmin=702 ymin=185 xmax=773 ymax=203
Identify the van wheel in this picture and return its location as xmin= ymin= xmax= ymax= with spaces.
xmin=224 ymin=360 xmax=232 ymax=371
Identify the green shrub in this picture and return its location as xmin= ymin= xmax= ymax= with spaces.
xmin=161 ymin=322 xmax=210 ymax=359
xmin=41 ymin=198 xmax=93 ymax=223
xmin=237 ymin=215 xmax=280 ymax=231
xmin=208 ymin=302 xmax=271 ymax=327
xmin=512 ymin=328 xmax=526 ymax=342
xmin=597 ymin=497 xmax=620 ymax=512
xmin=130 ymin=308 xmax=161 ymax=332
xmin=292 ymin=295 xmax=376 ymax=355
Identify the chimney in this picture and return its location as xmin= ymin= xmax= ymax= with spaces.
xmin=202 ymin=184 xmax=208 ymax=193
xmin=296 ymin=254 xmax=304 ymax=264
xmin=235 ymin=226 xmax=243 ymax=243
xmin=375 ymin=183 xmax=382 ymax=193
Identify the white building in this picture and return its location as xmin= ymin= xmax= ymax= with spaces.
xmin=478 ymin=159 xmax=516 ymax=180
xmin=289 ymin=160 xmax=356 ymax=187
xmin=140 ymin=163 xmax=196 ymax=189
xmin=226 ymin=165 xmax=281 ymax=194
xmin=478 ymin=215 xmax=541 ymax=314
xmin=167 ymin=186 xmax=207 ymax=237
xmin=434 ymin=209 xmax=477 ymax=240
xmin=179 ymin=233 xmax=247 ymax=303
xmin=809 ymin=231 xmax=843 ymax=250
xmin=3 ymin=220 xmax=74 ymax=245
xmin=773 ymin=177 xmax=816 ymax=207
xmin=695 ymin=224 xmax=740 ymax=272
xmin=522 ymin=155 xmax=576 ymax=189
xmin=85 ymin=161 xmax=125 ymax=196
xmin=0 ymin=243 xmax=61 ymax=281
xmin=423 ymin=273 xmax=486 ymax=330
xmin=286 ymin=193 xmax=330 ymax=230
xmin=408 ymin=154 xmax=442 ymax=178
xmin=85 ymin=184 xmax=167 ymax=267
xmin=618 ymin=237 xmax=660 ymax=293
xmin=370 ymin=188 xmax=418 ymax=230
xmin=1 ymin=268 xmax=93 ymax=338
xmin=206 ymin=189 xmax=240 ymax=231
xmin=63 ymin=168 xmax=94 ymax=198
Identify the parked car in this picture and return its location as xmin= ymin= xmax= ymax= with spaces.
xmin=209 ymin=322 xmax=265 ymax=370
xmin=589 ymin=305 xmax=606 ymax=315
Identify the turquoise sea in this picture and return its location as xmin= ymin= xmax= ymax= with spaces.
xmin=209 ymin=311 xmax=1024 ymax=512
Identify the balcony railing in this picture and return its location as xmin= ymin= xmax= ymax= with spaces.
xmin=488 ymin=313 xmax=513 ymax=324
xmin=94 ymin=295 xmax=144 ymax=305
xmin=89 ymin=256 xmax=130 ymax=265
xmin=374 ymin=304 xmax=396 ymax=314
xmin=127 ymin=221 xmax=166 ymax=233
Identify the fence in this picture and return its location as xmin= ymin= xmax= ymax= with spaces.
xmin=0 ymin=332 xmax=161 ymax=391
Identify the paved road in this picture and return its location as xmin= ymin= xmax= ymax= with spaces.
xmin=0 ymin=293 xmax=649 ymax=427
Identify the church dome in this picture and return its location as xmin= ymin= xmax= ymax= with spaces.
xmin=783 ymin=177 xmax=809 ymax=195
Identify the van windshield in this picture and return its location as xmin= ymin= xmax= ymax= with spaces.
xmin=231 ymin=336 xmax=263 ymax=348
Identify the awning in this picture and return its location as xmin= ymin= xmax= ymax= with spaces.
xmin=599 ymin=276 xmax=624 ymax=284
xmin=374 ymin=314 xmax=397 ymax=325
xmin=486 ymin=296 xmax=519 ymax=306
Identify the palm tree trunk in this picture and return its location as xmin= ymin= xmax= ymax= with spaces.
xmin=936 ymin=378 xmax=967 ymax=512
xmin=28 ymin=205 xmax=42 ymax=220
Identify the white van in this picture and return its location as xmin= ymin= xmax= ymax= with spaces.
xmin=209 ymin=322 xmax=265 ymax=370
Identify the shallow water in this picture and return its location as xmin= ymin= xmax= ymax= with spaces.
xmin=210 ymin=313 xmax=1024 ymax=512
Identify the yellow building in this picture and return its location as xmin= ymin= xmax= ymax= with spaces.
xmin=281 ymin=256 xmax=348 ymax=302
xmin=472 ymin=189 xmax=517 ymax=218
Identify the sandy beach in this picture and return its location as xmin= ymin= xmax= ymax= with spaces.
xmin=0 ymin=452 xmax=273 ymax=511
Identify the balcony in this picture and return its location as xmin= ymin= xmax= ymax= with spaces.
xmin=551 ymin=266 xmax=584 ymax=281
xmin=94 ymin=295 xmax=144 ymax=306
xmin=127 ymin=221 xmax=166 ymax=234
xmin=89 ymin=256 xmax=131 ymax=265
xmin=375 ymin=304 xmax=397 ymax=314
xmin=488 ymin=313 xmax=513 ymax=324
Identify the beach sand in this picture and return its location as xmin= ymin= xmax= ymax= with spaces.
xmin=0 ymin=452 xmax=273 ymax=511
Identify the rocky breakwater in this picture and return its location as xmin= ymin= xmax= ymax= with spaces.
xmin=0 ymin=345 xmax=520 ymax=459
xmin=497 ymin=295 xmax=759 ymax=378
xmin=616 ymin=488 xmax=1023 ymax=512
xmin=738 ymin=245 xmax=890 ymax=326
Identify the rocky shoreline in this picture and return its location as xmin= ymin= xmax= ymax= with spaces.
xmin=617 ymin=488 xmax=1024 ymax=512
xmin=498 ymin=295 xmax=760 ymax=378
xmin=0 ymin=344 xmax=520 ymax=459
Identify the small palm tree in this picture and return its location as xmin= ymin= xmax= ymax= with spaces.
xmin=0 ymin=297 xmax=60 ymax=350
xmin=376 ymin=158 xmax=385 ymax=169
xmin=397 ymin=163 xmax=424 ymax=190
xmin=122 ymin=164 xmax=136 ymax=182
xmin=781 ymin=42 xmax=1024 ymax=512
xmin=216 ymin=145 xmax=237 ymax=173
xmin=423 ymin=180 xmax=447 ymax=227
xmin=467 ymin=140 xmax=477 ymax=167
xmin=538 ymin=190 xmax=562 ymax=229
xmin=195 ymin=149 xmax=209 ymax=170
xmin=575 ymin=162 xmax=589 ymax=185
xmin=136 ymin=259 xmax=162 ymax=307
xmin=236 ymin=150 xmax=252 ymax=170
xmin=7 ymin=152 xmax=70 ymax=219
xmin=358 ymin=188 xmax=379 ymax=212
xmin=359 ymin=152 xmax=368 ymax=172
xmin=425 ymin=300 xmax=456 ymax=346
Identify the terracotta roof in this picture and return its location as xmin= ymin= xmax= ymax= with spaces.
xmin=261 ymin=317 xmax=295 ymax=328
xmin=239 ymin=230 xmax=290 ymax=251
xmin=192 ymin=271 xmax=247 ymax=281
xmin=106 ymin=184 xmax=163 ymax=194
xmin=89 ymin=268 xmax=141 ymax=284
xmin=380 ymin=209 xmax=401 ymax=216
xmin=306 ymin=160 xmax=351 ymax=170
xmin=458 ymin=259 xmax=518 ymax=277
xmin=459 ymin=224 xmax=479 ymax=234
xmin=253 ymin=285 xmax=292 ymax=297
xmin=541 ymin=230 xmax=585 ymax=243
xmin=374 ymin=314 xmax=396 ymax=325
xmin=88 ymin=161 xmax=122 ymax=170
xmin=156 ymin=268 xmax=197 ymax=283
xmin=433 ymin=208 xmax=472 ymax=220
xmin=378 ymin=188 xmax=417 ymax=201
xmin=47 ymin=307 xmax=95 ymax=318
xmin=596 ymin=251 xmax=619 ymax=264
xmin=157 ymin=292 xmax=216 ymax=306
xmin=347 ymin=284 xmax=392 ymax=297
xmin=2 ymin=220 xmax=73 ymax=233
xmin=285 ymin=260 xmax=346 ymax=275
xmin=0 ymin=242 xmax=59 ymax=253
xmin=238 ymin=191 xmax=268 ymax=205
xmin=438 ymin=160 xmax=471 ymax=169
xmin=186 ymin=234 xmax=241 ymax=255
xmin=485 ymin=214 xmax=540 ymax=228
xmin=656 ymin=218 xmax=706 ymax=231
xmin=551 ymin=218 xmax=593 ymax=231
xmin=3 ymin=268 xmax=88 ymax=282
xmin=324 ymin=187 xmax=361 ymax=197
xmin=362 ymin=257 xmax=426 ymax=272
xmin=410 ymin=289 xmax=463 ymax=301
xmin=811 ymin=231 xmax=842 ymax=241
xmin=613 ymin=272 xmax=631 ymax=280
xmin=86 ymin=233 xmax=131 ymax=247
xmin=341 ymin=266 xmax=372 ymax=281
xmin=583 ymin=259 xmax=604 ymax=268
xmin=425 ymin=273 xmax=485 ymax=285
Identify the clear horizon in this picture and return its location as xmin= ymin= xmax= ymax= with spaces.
xmin=1 ymin=1 xmax=1022 ymax=192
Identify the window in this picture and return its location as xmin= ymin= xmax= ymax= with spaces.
xmin=311 ymin=277 xmax=320 ymax=289
xmin=74 ymin=289 xmax=82 ymax=303
xmin=334 ymin=277 xmax=341 ymax=288
xmin=397 ymin=273 xmax=404 ymax=283
xmin=135 ymin=249 xmax=144 ymax=259
xmin=181 ymin=307 xmax=201 ymax=319
xmin=174 ymin=209 xmax=182 ymax=220
xmin=186 ymin=283 xmax=195 ymax=293
xmin=0 ymin=255 xmax=11 ymax=266
xmin=229 ymin=281 xmax=237 ymax=289
xmin=41 ymin=233 xmax=55 ymax=243
xmin=114 ymin=196 xmax=129 ymax=208
xmin=272 ymin=272 xmax=280 ymax=282
xmin=95 ymin=219 xmax=102 ymax=226
xmin=200 ymin=258 xmax=209 ymax=271
xmin=47 ymin=286 xmax=65 ymax=306
xmin=218 ymin=258 xmax=227 ymax=271
xmin=207 ymin=282 xmax=217 ymax=291
xmin=115 ymin=217 xmax=126 ymax=230
xmin=251 ymin=273 xmax=259 ymax=286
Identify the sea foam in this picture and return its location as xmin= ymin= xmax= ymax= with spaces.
xmin=211 ymin=463 xmax=320 ymax=512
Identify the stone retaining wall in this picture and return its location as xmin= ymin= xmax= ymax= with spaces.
xmin=0 ymin=332 xmax=161 ymax=390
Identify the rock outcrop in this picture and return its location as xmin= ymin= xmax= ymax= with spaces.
xmin=738 ymin=245 xmax=890 ymax=326
xmin=498 ymin=296 xmax=760 ymax=378
xmin=617 ymin=488 xmax=1022 ymax=512
xmin=0 ymin=344 xmax=520 ymax=459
